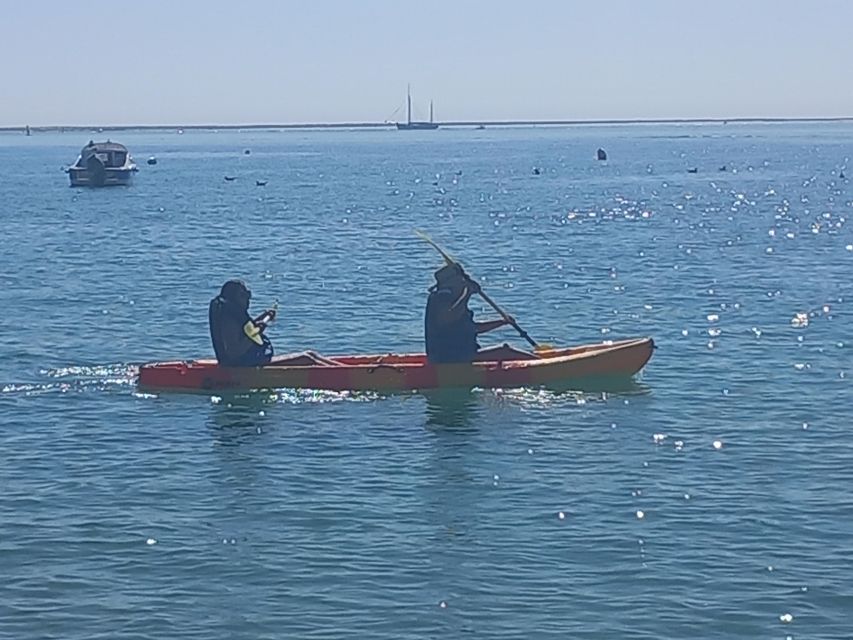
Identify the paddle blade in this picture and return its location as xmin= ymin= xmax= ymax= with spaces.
xmin=415 ymin=229 xmax=456 ymax=266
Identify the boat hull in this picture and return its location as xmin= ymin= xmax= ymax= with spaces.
xmin=68 ymin=167 xmax=135 ymax=187
xmin=137 ymin=338 xmax=654 ymax=393
xmin=396 ymin=122 xmax=439 ymax=130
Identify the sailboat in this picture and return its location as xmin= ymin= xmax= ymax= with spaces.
xmin=396 ymin=84 xmax=439 ymax=130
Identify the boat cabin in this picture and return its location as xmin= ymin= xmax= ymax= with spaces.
xmin=76 ymin=140 xmax=129 ymax=168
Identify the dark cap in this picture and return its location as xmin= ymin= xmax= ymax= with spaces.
xmin=220 ymin=279 xmax=251 ymax=301
xmin=434 ymin=263 xmax=464 ymax=284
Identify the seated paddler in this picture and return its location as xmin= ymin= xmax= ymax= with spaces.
xmin=209 ymin=279 xmax=337 ymax=367
xmin=424 ymin=263 xmax=537 ymax=364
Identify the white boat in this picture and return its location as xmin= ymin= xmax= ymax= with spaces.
xmin=67 ymin=140 xmax=137 ymax=187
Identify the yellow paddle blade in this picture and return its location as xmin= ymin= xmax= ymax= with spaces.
xmin=534 ymin=344 xmax=557 ymax=355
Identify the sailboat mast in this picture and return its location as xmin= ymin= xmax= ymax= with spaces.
xmin=407 ymin=84 xmax=412 ymax=125
xmin=429 ymin=100 xmax=434 ymax=123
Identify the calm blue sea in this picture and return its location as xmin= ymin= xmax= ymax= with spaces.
xmin=1 ymin=123 xmax=851 ymax=639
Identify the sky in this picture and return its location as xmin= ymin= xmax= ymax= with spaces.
xmin=2 ymin=0 xmax=852 ymax=126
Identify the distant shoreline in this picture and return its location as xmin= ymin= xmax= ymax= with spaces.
xmin=4 ymin=116 xmax=853 ymax=133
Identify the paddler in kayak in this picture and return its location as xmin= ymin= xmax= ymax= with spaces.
xmin=209 ymin=280 xmax=336 ymax=367
xmin=424 ymin=264 xmax=537 ymax=363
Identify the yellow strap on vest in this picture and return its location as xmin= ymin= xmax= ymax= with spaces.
xmin=243 ymin=320 xmax=264 ymax=345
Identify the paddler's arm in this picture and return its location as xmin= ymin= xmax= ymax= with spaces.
xmin=252 ymin=307 xmax=277 ymax=328
xmin=450 ymin=286 xmax=475 ymax=309
xmin=242 ymin=319 xmax=266 ymax=344
xmin=243 ymin=308 xmax=276 ymax=343
xmin=435 ymin=287 xmax=476 ymax=324
xmin=475 ymin=317 xmax=513 ymax=335
xmin=448 ymin=277 xmax=491 ymax=328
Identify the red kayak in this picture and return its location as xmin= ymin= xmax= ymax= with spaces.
xmin=137 ymin=337 xmax=654 ymax=393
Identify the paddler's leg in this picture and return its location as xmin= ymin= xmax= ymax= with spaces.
xmin=228 ymin=339 xmax=274 ymax=367
xmin=269 ymin=351 xmax=341 ymax=367
xmin=473 ymin=343 xmax=538 ymax=362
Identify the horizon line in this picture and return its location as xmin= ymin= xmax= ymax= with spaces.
xmin=4 ymin=115 xmax=853 ymax=132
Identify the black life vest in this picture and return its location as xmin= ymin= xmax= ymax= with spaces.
xmin=209 ymin=295 xmax=269 ymax=366
xmin=424 ymin=288 xmax=479 ymax=363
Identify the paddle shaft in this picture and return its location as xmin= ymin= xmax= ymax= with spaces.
xmin=475 ymin=288 xmax=539 ymax=349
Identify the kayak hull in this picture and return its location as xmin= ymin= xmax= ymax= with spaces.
xmin=137 ymin=337 xmax=654 ymax=393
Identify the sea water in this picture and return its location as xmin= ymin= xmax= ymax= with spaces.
xmin=1 ymin=123 xmax=851 ymax=638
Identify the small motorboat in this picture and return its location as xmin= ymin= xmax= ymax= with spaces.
xmin=67 ymin=140 xmax=137 ymax=187
xmin=137 ymin=337 xmax=654 ymax=393
xmin=256 ymin=180 xmax=268 ymax=186
xmin=224 ymin=176 xmax=237 ymax=181
xmin=147 ymin=156 xmax=157 ymax=165
xmin=687 ymin=167 xmax=698 ymax=174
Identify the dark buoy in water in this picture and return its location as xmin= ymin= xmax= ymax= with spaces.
xmin=256 ymin=180 xmax=267 ymax=186
xmin=244 ymin=149 xmax=251 ymax=155
xmin=687 ymin=167 xmax=698 ymax=174
xmin=147 ymin=156 xmax=157 ymax=165
xmin=597 ymin=148 xmax=607 ymax=161
xmin=533 ymin=167 xmax=541 ymax=175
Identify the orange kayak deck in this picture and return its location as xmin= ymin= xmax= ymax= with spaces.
xmin=137 ymin=337 xmax=654 ymax=393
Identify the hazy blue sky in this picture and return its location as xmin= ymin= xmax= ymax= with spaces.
xmin=2 ymin=0 xmax=851 ymax=126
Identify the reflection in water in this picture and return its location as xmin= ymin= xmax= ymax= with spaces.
xmin=423 ymin=389 xmax=483 ymax=430
xmin=203 ymin=393 xmax=283 ymax=521
xmin=418 ymin=379 xmax=656 ymax=601
xmin=540 ymin=376 xmax=653 ymax=396
xmin=422 ymin=379 xmax=652 ymax=429
xmin=500 ymin=379 xmax=653 ymax=408
xmin=206 ymin=393 xmax=275 ymax=447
